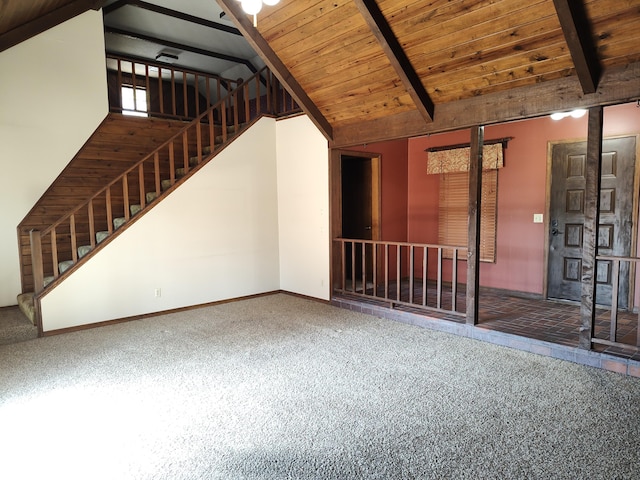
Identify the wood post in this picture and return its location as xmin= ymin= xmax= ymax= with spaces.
xmin=466 ymin=125 xmax=484 ymax=325
xmin=30 ymin=229 xmax=44 ymax=294
xmin=579 ymin=106 xmax=603 ymax=349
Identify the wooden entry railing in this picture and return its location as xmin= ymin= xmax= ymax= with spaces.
xmin=592 ymin=255 xmax=640 ymax=349
xmin=29 ymin=65 xmax=300 ymax=297
xmin=333 ymin=238 xmax=467 ymax=316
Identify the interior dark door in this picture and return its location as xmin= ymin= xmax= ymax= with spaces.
xmin=342 ymin=155 xmax=373 ymax=282
xmin=547 ymin=136 xmax=636 ymax=308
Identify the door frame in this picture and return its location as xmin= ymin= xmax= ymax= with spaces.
xmin=330 ymin=149 xmax=382 ymax=289
xmin=543 ymin=134 xmax=640 ymax=309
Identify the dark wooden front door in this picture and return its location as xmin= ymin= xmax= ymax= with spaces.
xmin=547 ymin=136 xmax=636 ymax=308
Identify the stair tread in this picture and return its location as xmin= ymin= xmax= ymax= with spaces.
xmin=17 ymin=293 xmax=36 ymax=325
xmin=78 ymin=245 xmax=92 ymax=258
xmin=59 ymin=260 xmax=74 ymax=274
xmin=114 ymin=217 xmax=126 ymax=229
xmin=96 ymin=231 xmax=109 ymax=244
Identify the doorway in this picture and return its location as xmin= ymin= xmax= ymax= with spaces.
xmin=339 ymin=152 xmax=381 ymax=283
xmin=547 ymin=136 xmax=638 ymax=308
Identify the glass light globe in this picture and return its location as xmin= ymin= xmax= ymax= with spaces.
xmin=241 ymin=0 xmax=262 ymax=15
xmin=570 ymin=109 xmax=587 ymax=118
xmin=263 ymin=0 xmax=281 ymax=5
xmin=550 ymin=112 xmax=565 ymax=121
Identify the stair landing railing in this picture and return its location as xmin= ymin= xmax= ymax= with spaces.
xmin=107 ymin=54 xmax=241 ymax=121
xmin=29 ymin=66 xmax=300 ymax=297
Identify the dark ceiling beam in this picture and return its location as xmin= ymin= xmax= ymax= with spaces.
xmin=0 ymin=0 xmax=105 ymax=53
xmin=354 ymin=0 xmax=434 ymax=123
xmin=103 ymin=0 xmax=242 ymax=36
xmin=552 ymin=0 xmax=601 ymax=94
xmin=105 ymin=26 xmax=257 ymax=73
xmin=332 ymin=61 xmax=640 ymax=148
xmin=216 ymin=0 xmax=333 ymax=141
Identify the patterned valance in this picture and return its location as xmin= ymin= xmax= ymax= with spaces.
xmin=427 ymin=143 xmax=505 ymax=174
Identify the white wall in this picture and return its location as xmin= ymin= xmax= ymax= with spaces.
xmin=0 ymin=11 xmax=107 ymax=307
xmin=276 ymin=116 xmax=330 ymax=300
xmin=40 ymin=118 xmax=281 ymax=331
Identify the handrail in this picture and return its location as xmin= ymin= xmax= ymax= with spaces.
xmin=30 ymin=64 xmax=301 ymax=294
xmin=333 ymin=238 xmax=467 ymax=316
xmin=106 ymin=54 xmax=243 ymax=120
xmin=592 ymin=254 xmax=640 ymax=349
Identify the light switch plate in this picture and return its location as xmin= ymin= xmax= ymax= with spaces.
xmin=533 ymin=213 xmax=543 ymax=223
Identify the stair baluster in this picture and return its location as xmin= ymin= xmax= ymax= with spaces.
xmin=22 ymin=66 xmax=301 ymax=331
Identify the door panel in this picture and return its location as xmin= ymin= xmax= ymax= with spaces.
xmin=547 ymin=137 xmax=636 ymax=308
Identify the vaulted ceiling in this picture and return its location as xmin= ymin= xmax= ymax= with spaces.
xmin=2 ymin=0 xmax=640 ymax=147
xmin=219 ymin=0 xmax=640 ymax=146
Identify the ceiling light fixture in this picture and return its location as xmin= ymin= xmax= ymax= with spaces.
xmin=237 ymin=0 xmax=280 ymax=26
xmin=550 ymin=109 xmax=587 ymax=121
xmin=155 ymin=52 xmax=179 ymax=64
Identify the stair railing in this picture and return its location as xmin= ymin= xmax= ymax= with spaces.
xmin=107 ymin=54 xmax=242 ymax=121
xmin=29 ymin=66 xmax=300 ymax=295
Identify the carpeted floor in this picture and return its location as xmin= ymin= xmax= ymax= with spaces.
xmin=1 ymin=293 xmax=638 ymax=479
xmin=0 ymin=305 xmax=37 ymax=346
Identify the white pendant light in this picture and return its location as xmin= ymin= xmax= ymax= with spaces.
xmin=241 ymin=0 xmax=262 ymax=15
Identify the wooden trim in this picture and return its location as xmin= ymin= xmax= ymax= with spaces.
xmin=217 ymin=0 xmax=333 ymax=141
xmin=354 ymin=0 xmax=434 ymax=123
xmin=40 ymin=290 xmax=285 ymax=336
xmin=628 ymin=134 xmax=640 ymax=312
xmin=329 ymin=149 xmax=343 ymax=291
xmin=466 ymin=126 xmax=484 ymax=325
xmin=331 ymin=61 xmax=640 ymax=148
xmin=0 ymin=0 xmax=104 ymax=53
xmin=552 ymin=0 xmax=601 ymax=94
xmin=371 ymin=155 xmax=381 ymax=242
xmin=29 ymin=230 xmax=44 ymax=295
xmin=332 ymin=149 xmax=382 ymax=238
xmin=543 ymin=141 xmax=553 ymax=300
xmin=579 ymin=106 xmax=603 ymax=349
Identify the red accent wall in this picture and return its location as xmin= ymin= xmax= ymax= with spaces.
xmin=342 ymin=103 xmax=639 ymax=296
xmin=405 ymin=102 xmax=640 ymax=295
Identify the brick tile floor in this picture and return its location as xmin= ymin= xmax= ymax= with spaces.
xmin=335 ymin=282 xmax=640 ymax=361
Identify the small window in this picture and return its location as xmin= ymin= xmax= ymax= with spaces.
xmin=438 ymin=169 xmax=498 ymax=262
xmin=121 ymin=85 xmax=148 ymax=117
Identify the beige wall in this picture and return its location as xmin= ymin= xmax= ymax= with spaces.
xmin=0 ymin=11 xmax=108 ymax=307
xmin=40 ymin=118 xmax=281 ymax=331
xmin=40 ymin=116 xmax=332 ymax=331
xmin=276 ymin=115 xmax=330 ymax=300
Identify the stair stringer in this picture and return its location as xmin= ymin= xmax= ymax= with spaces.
xmin=39 ymin=117 xmax=280 ymax=333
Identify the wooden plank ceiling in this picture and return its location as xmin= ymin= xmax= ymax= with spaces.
xmin=220 ymin=0 xmax=640 ymax=146
xmin=2 ymin=0 xmax=639 ymax=147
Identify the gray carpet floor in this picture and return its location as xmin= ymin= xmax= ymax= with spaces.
xmin=0 ymin=293 xmax=638 ymax=479
xmin=0 ymin=306 xmax=37 ymax=346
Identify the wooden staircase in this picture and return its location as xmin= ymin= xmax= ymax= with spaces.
xmin=17 ymin=66 xmax=300 ymax=331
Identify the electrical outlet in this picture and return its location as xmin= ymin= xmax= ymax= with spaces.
xmin=533 ymin=214 xmax=543 ymax=223
xmin=154 ymin=288 xmax=161 ymax=298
